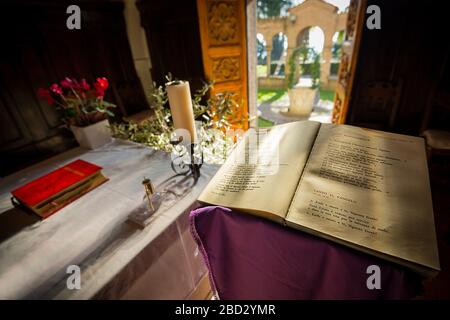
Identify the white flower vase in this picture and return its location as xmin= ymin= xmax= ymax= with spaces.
xmin=71 ymin=119 xmax=112 ymax=149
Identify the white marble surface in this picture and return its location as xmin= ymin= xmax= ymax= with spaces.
xmin=0 ymin=139 xmax=219 ymax=299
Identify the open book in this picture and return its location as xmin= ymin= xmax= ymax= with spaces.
xmin=198 ymin=121 xmax=440 ymax=277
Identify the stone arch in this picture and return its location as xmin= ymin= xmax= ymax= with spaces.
xmin=295 ymin=26 xmax=325 ymax=53
xmin=287 ymin=22 xmax=332 ymax=49
xmin=257 ymin=32 xmax=267 ymax=45
xmin=257 ymin=0 xmax=349 ymax=86
xmin=291 ymin=26 xmax=325 ymax=87
xmin=256 ymin=17 xmax=286 ymax=49
xmin=296 ymin=27 xmax=309 ymax=47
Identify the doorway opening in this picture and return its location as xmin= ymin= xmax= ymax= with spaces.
xmin=255 ymin=0 xmax=349 ymax=127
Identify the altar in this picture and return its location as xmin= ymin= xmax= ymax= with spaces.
xmin=0 ymin=139 xmax=218 ymax=299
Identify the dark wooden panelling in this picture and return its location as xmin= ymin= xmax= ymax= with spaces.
xmin=0 ymin=93 xmax=24 ymax=145
xmin=0 ymin=1 xmax=149 ymax=176
xmin=137 ymin=0 xmax=205 ymax=91
xmin=347 ymin=0 xmax=450 ymax=135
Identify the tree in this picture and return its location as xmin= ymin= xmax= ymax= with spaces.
xmin=287 ymin=47 xmax=320 ymax=89
xmin=257 ymin=0 xmax=292 ymax=18
xmin=310 ymin=51 xmax=321 ymax=88
xmin=332 ymin=31 xmax=345 ymax=59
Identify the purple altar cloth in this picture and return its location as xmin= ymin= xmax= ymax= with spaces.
xmin=190 ymin=206 xmax=423 ymax=300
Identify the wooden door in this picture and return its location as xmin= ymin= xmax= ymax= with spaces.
xmin=332 ymin=0 xmax=366 ymax=124
xmin=196 ymin=0 xmax=249 ymax=130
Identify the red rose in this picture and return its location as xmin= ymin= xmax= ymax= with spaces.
xmin=50 ymin=83 xmax=63 ymax=95
xmin=79 ymin=78 xmax=90 ymax=91
xmin=96 ymin=77 xmax=108 ymax=90
xmin=94 ymin=77 xmax=109 ymax=97
xmin=60 ymin=77 xmax=74 ymax=89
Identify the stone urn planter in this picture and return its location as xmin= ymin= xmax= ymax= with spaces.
xmin=71 ymin=119 xmax=112 ymax=149
xmin=287 ymin=86 xmax=319 ymax=116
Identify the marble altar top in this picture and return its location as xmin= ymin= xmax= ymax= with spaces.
xmin=0 ymin=139 xmax=218 ymax=299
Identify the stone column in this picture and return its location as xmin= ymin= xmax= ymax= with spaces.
xmin=266 ymin=45 xmax=272 ymax=77
xmin=320 ymin=33 xmax=334 ymax=87
xmin=124 ymin=0 xmax=153 ymax=104
xmin=320 ymin=45 xmax=332 ymax=87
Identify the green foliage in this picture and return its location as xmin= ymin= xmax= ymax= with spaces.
xmin=332 ymin=43 xmax=342 ymax=59
xmin=287 ymin=48 xmax=299 ymax=89
xmin=61 ymin=98 xmax=116 ymax=127
xmin=310 ymin=53 xmax=321 ymax=89
xmin=332 ymin=31 xmax=345 ymax=59
xmin=287 ymin=46 xmax=321 ymax=89
xmin=257 ymin=0 xmax=292 ymax=18
xmin=38 ymin=78 xmax=116 ymax=127
xmin=110 ymin=75 xmax=250 ymax=163
xmin=258 ymin=117 xmax=274 ymax=128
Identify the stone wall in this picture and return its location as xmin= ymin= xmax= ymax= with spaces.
xmin=258 ymin=77 xmax=286 ymax=90
xmin=321 ymin=77 xmax=337 ymax=91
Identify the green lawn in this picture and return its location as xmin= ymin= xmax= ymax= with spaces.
xmin=257 ymin=88 xmax=335 ymax=104
xmin=256 ymin=88 xmax=335 ymax=128
xmin=257 ymin=88 xmax=287 ymax=104
xmin=319 ymin=89 xmax=335 ymax=102
xmin=257 ymin=117 xmax=274 ymax=128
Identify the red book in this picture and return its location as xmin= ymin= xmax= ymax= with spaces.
xmin=11 ymin=159 xmax=108 ymax=219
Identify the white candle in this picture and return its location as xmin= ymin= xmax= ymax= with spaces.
xmin=166 ymin=80 xmax=198 ymax=143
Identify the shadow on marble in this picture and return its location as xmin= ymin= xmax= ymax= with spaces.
xmin=0 ymin=206 xmax=40 ymax=243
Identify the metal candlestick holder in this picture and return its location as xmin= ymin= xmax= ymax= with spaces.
xmin=170 ymin=136 xmax=203 ymax=180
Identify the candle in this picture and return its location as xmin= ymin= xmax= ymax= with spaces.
xmin=166 ymin=80 xmax=198 ymax=143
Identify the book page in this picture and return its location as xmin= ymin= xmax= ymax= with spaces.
xmin=198 ymin=121 xmax=321 ymax=222
xmin=287 ymin=124 xmax=440 ymax=271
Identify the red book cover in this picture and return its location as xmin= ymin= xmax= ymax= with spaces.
xmin=11 ymin=159 xmax=103 ymax=207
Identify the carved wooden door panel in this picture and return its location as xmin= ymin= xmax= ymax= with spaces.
xmin=196 ymin=0 xmax=249 ymax=129
xmin=332 ymin=0 xmax=366 ymax=124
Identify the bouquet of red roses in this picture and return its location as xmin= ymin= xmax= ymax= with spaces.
xmin=38 ymin=77 xmax=116 ymax=127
